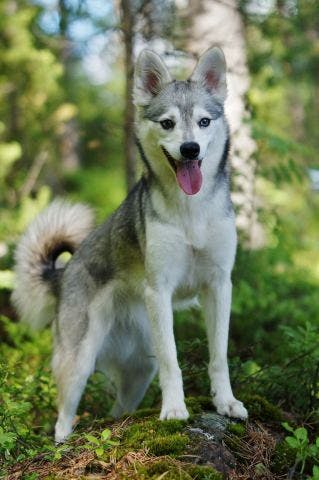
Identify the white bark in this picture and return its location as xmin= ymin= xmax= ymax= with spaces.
xmin=186 ymin=0 xmax=264 ymax=248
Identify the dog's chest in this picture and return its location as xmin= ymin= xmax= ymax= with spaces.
xmin=178 ymin=232 xmax=214 ymax=289
xmin=145 ymin=191 xmax=236 ymax=293
xmin=181 ymin=212 xmax=208 ymax=251
xmin=161 ymin=210 xmax=219 ymax=288
xmin=176 ymin=195 xmax=217 ymax=249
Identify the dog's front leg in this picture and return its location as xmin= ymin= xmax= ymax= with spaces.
xmin=145 ymin=285 xmax=189 ymax=420
xmin=202 ymin=270 xmax=248 ymax=419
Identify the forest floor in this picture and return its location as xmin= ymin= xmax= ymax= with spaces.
xmin=2 ymin=394 xmax=310 ymax=480
xmin=1 ymin=244 xmax=319 ymax=479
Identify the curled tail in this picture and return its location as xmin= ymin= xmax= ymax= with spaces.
xmin=12 ymin=200 xmax=94 ymax=329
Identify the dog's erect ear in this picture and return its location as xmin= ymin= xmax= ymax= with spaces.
xmin=134 ymin=50 xmax=172 ymax=106
xmin=190 ymin=47 xmax=227 ymax=102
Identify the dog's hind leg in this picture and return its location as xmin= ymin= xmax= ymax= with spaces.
xmin=53 ymin=343 xmax=97 ymax=443
xmin=53 ymin=284 xmax=115 ymax=443
xmin=98 ymin=306 xmax=158 ymax=418
xmin=109 ymin=355 xmax=157 ymax=418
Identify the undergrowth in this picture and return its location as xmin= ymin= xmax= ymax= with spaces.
xmin=1 ymin=247 xmax=319 ymax=478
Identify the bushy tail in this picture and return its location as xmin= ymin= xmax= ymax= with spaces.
xmin=12 ymin=200 xmax=94 ymax=329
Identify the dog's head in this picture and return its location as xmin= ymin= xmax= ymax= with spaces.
xmin=134 ymin=47 xmax=227 ymax=195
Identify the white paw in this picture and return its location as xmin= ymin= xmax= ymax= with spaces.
xmin=213 ymin=396 xmax=248 ymax=420
xmin=55 ymin=420 xmax=72 ymax=444
xmin=160 ymin=404 xmax=189 ymax=421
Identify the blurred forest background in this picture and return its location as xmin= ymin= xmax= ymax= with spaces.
xmin=1 ymin=0 xmax=319 ymax=478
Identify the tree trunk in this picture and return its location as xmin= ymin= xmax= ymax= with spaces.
xmin=186 ymin=0 xmax=264 ymax=248
xmin=120 ymin=0 xmax=136 ymax=192
xmin=57 ymin=0 xmax=80 ymax=173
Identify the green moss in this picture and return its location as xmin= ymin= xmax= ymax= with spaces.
xmin=124 ymin=417 xmax=185 ymax=444
xmin=136 ymin=459 xmax=179 ymax=479
xmin=240 ymin=394 xmax=284 ymax=422
xmin=271 ymin=440 xmax=296 ymax=474
xmin=227 ymin=422 xmax=246 ymax=438
xmin=121 ymin=416 xmax=188 ymax=457
xmin=126 ymin=408 xmax=159 ymax=419
xmin=137 ymin=465 xmax=190 ymax=479
xmin=136 ymin=459 xmax=222 ymax=479
xmin=146 ymin=433 xmax=188 ymax=456
xmin=186 ymin=464 xmax=223 ymax=479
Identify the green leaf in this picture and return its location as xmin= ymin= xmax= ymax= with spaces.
xmin=106 ymin=440 xmax=119 ymax=446
xmin=0 ymin=430 xmax=17 ymax=450
xmin=101 ymin=429 xmax=111 ymax=440
xmin=95 ymin=447 xmax=104 ymax=457
xmin=286 ymin=436 xmax=299 ymax=449
xmin=282 ymin=422 xmax=294 ymax=433
xmin=85 ymin=434 xmax=100 ymax=445
xmin=294 ymin=427 xmax=308 ymax=442
xmin=309 ymin=445 xmax=319 ymax=457
xmin=313 ymin=465 xmax=319 ymax=478
xmin=82 ymin=444 xmax=92 ymax=450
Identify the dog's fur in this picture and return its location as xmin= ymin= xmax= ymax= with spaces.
xmin=12 ymin=47 xmax=248 ymax=443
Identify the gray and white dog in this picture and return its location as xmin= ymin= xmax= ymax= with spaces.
xmin=12 ymin=47 xmax=248 ymax=443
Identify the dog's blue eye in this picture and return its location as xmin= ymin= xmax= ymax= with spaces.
xmin=198 ymin=118 xmax=211 ymax=128
xmin=160 ymin=119 xmax=175 ymax=130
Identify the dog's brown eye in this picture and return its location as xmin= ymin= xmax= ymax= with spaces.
xmin=198 ymin=118 xmax=211 ymax=128
xmin=160 ymin=119 xmax=175 ymax=130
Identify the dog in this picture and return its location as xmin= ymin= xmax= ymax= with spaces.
xmin=12 ymin=46 xmax=248 ymax=443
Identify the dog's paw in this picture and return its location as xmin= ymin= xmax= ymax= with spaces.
xmin=213 ymin=396 xmax=248 ymax=420
xmin=160 ymin=404 xmax=189 ymax=421
xmin=54 ymin=421 xmax=72 ymax=444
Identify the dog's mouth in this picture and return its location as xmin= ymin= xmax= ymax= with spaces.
xmin=162 ymin=147 xmax=203 ymax=196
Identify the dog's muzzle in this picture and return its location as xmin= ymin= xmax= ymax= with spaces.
xmin=162 ymin=147 xmax=203 ymax=195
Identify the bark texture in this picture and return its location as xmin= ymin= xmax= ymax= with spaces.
xmin=186 ymin=0 xmax=264 ymax=248
xmin=57 ymin=0 xmax=80 ymax=173
xmin=120 ymin=0 xmax=136 ymax=192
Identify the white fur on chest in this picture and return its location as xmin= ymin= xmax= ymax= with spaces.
xmin=145 ymin=190 xmax=236 ymax=295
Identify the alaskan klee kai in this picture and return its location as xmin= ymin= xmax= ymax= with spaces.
xmin=13 ymin=47 xmax=248 ymax=443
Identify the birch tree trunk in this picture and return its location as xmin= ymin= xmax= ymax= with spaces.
xmin=120 ymin=0 xmax=136 ymax=192
xmin=186 ymin=0 xmax=264 ymax=248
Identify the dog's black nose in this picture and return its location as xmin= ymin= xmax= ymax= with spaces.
xmin=180 ymin=142 xmax=200 ymax=160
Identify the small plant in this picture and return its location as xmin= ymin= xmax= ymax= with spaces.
xmin=50 ymin=442 xmax=72 ymax=461
xmin=282 ymin=422 xmax=319 ymax=474
xmin=83 ymin=428 xmax=119 ymax=457
xmin=0 ymin=427 xmax=17 ymax=460
xmin=311 ymin=465 xmax=319 ymax=480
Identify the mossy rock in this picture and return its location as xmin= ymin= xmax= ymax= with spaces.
xmin=240 ymin=394 xmax=285 ymax=422
xmin=146 ymin=433 xmax=188 ymax=456
xmin=226 ymin=422 xmax=246 ymax=438
xmin=123 ymin=417 xmax=187 ymax=455
xmin=137 ymin=459 xmax=222 ymax=479
xmin=186 ymin=464 xmax=223 ymax=479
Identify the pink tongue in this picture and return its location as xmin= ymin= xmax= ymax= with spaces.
xmin=176 ymin=160 xmax=202 ymax=195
